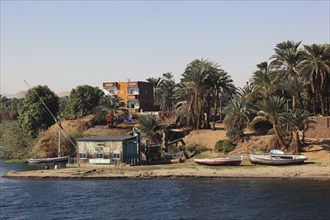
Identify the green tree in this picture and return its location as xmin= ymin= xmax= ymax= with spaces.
xmin=96 ymin=95 xmax=128 ymax=127
xmin=269 ymin=40 xmax=303 ymax=78
xmin=136 ymin=114 xmax=162 ymax=145
xmin=18 ymin=85 xmax=59 ymax=137
xmin=158 ymin=72 xmax=176 ymax=111
xmin=0 ymin=120 xmax=33 ymax=159
xmin=65 ymin=85 xmax=103 ymax=116
xmin=146 ymin=77 xmax=162 ymax=106
xmin=278 ymin=76 xmax=305 ymax=111
xmin=256 ymin=96 xmax=288 ymax=149
xmin=281 ymin=108 xmax=309 ymax=153
xmin=250 ymin=62 xmax=276 ymax=97
xmin=299 ymin=44 xmax=330 ymax=115
xmin=0 ymin=96 xmax=23 ymax=121
xmin=209 ymin=69 xmax=235 ymax=130
xmin=223 ymin=99 xmax=253 ymax=141
xmin=176 ymin=59 xmax=215 ymax=129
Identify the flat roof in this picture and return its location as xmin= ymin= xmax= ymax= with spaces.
xmin=77 ymin=136 xmax=136 ymax=142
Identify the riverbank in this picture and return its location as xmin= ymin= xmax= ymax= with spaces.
xmin=3 ymin=152 xmax=329 ymax=180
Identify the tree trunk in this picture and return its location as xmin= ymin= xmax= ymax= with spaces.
xmin=273 ymin=123 xmax=288 ymax=150
xmin=312 ymin=94 xmax=316 ymax=115
xmin=293 ymin=130 xmax=302 ymax=154
xmin=319 ymin=92 xmax=325 ymax=116
xmin=212 ymin=91 xmax=219 ymax=130
xmin=326 ymin=95 xmax=329 ymax=116
xmin=292 ymin=96 xmax=296 ymax=111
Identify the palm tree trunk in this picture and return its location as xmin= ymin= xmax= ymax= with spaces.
xmin=292 ymin=96 xmax=296 ymax=111
xmin=294 ymin=130 xmax=302 ymax=153
xmin=273 ymin=123 xmax=288 ymax=150
xmin=319 ymin=92 xmax=325 ymax=116
xmin=212 ymin=91 xmax=219 ymax=130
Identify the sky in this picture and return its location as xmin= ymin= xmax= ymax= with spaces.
xmin=0 ymin=0 xmax=329 ymax=95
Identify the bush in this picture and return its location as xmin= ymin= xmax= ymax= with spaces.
xmin=186 ymin=145 xmax=209 ymax=153
xmin=214 ymin=140 xmax=235 ymax=154
xmin=226 ymin=127 xmax=242 ymax=142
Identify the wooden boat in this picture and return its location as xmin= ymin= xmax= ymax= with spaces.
xmin=24 ymin=81 xmax=76 ymax=165
xmin=194 ymin=156 xmax=243 ymax=166
xmin=249 ymin=154 xmax=307 ymax=165
xmin=27 ymin=156 xmax=69 ymax=164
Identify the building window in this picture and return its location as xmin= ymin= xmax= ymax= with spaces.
xmin=96 ymin=153 xmax=104 ymax=158
xmin=109 ymin=90 xmax=116 ymax=95
xmin=113 ymin=152 xmax=120 ymax=160
xmin=79 ymin=153 xmax=87 ymax=159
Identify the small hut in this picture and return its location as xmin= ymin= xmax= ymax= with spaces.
xmin=77 ymin=136 xmax=139 ymax=165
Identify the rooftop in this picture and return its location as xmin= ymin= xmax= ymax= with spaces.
xmin=77 ymin=136 xmax=136 ymax=142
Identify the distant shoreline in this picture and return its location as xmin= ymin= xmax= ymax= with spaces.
xmin=3 ymin=160 xmax=329 ymax=181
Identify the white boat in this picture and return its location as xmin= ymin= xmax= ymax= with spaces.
xmin=194 ymin=156 xmax=243 ymax=166
xmin=249 ymin=154 xmax=307 ymax=165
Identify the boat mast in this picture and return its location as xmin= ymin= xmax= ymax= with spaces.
xmin=24 ymin=80 xmax=77 ymax=156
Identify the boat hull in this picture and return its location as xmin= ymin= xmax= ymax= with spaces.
xmin=194 ymin=156 xmax=243 ymax=166
xmin=28 ymin=156 xmax=69 ymax=164
xmin=249 ymin=154 xmax=307 ymax=165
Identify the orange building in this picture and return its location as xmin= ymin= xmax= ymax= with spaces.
xmin=103 ymin=81 xmax=154 ymax=113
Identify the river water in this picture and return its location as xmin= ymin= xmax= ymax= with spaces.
xmin=0 ymin=160 xmax=329 ymax=220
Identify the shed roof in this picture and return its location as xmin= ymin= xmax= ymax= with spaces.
xmin=77 ymin=136 xmax=136 ymax=142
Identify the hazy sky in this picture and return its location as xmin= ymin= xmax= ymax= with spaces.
xmin=1 ymin=1 xmax=329 ymax=94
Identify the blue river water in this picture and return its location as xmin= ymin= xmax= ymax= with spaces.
xmin=0 ymin=160 xmax=329 ymax=220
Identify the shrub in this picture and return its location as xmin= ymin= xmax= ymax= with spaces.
xmin=226 ymin=127 xmax=242 ymax=142
xmin=214 ymin=140 xmax=235 ymax=154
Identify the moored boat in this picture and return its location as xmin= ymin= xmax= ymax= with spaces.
xmin=194 ymin=156 xmax=243 ymax=166
xmin=249 ymin=154 xmax=307 ymax=165
xmin=27 ymin=156 xmax=70 ymax=164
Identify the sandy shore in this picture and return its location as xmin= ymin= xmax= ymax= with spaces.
xmin=3 ymin=153 xmax=329 ymax=180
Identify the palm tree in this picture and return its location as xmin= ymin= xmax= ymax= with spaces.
xmin=299 ymin=44 xmax=330 ymax=116
xmin=158 ymin=72 xmax=176 ymax=111
xmin=135 ymin=114 xmax=162 ymax=145
xmin=281 ymin=108 xmax=309 ymax=153
xmin=208 ymin=69 xmax=235 ymax=130
xmin=146 ymin=77 xmax=162 ymax=106
xmin=250 ymin=62 xmax=276 ymax=97
xmin=97 ymin=95 xmax=128 ymax=127
xmin=269 ymin=40 xmax=303 ymax=80
xmin=256 ymin=96 xmax=288 ymax=149
xmin=223 ymin=99 xmax=253 ymax=140
xmin=236 ymin=84 xmax=260 ymax=102
xmin=278 ymin=76 xmax=305 ymax=111
xmin=178 ymin=59 xmax=212 ymax=129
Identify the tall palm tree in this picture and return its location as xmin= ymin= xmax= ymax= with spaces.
xmin=281 ymin=108 xmax=309 ymax=153
xmin=208 ymin=69 xmax=235 ymax=130
xmin=250 ymin=62 xmax=276 ymax=97
xmin=158 ymin=72 xmax=176 ymax=111
xmin=256 ymin=96 xmax=288 ymax=149
xmin=146 ymin=77 xmax=162 ymax=106
xmin=299 ymin=44 xmax=330 ymax=116
xmin=278 ymin=76 xmax=305 ymax=111
xmin=269 ymin=40 xmax=303 ymax=80
xmin=178 ymin=59 xmax=212 ymax=129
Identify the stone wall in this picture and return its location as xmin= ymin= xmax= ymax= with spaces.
xmin=305 ymin=116 xmax=330 ymax=139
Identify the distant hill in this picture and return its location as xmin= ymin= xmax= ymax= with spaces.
xmin=57 ymin=91 xmax=70 ymax=97
xmin=3 ymin=90 xmax=27 ymax=99
xmin=3 ymin=90 xmax=70 ymax=99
